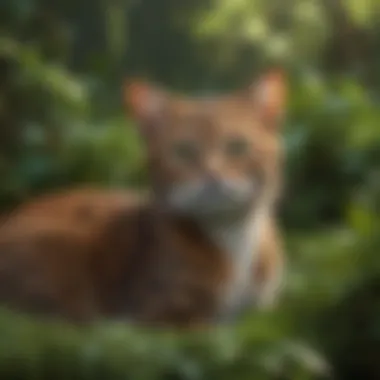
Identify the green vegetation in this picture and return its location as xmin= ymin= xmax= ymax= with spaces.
xmin=0 ymin=1 xmax=379 ymax=379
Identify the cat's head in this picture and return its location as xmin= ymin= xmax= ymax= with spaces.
xmin=124 ymin=70 xmax=286 ymax=221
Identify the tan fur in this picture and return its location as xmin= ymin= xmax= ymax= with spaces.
xmin=0 ymin=71 xmax=286 ymax=328
xmin=3 ymin=188 xmax=143 ymax=227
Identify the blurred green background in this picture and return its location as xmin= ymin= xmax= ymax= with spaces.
xmin=0 ymin=1 xmax=379 ymax=379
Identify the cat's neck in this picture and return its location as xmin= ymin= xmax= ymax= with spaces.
xmin=201 ymin=204 xmax=266 ymax=257
xmin=154 ymin=196 xmax=267 ymax=261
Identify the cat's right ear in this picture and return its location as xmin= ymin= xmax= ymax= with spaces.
xmin=123 ymin=79 xmax=168 ymax=124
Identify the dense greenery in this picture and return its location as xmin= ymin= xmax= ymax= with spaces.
xmin=0 ymin=0 xmax=379 ymax=379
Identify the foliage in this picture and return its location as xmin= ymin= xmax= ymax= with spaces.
xmin=0 ymin=309 xmax=329 ymax=380
xmin=0 ymin=0 xmax=379 ymax=379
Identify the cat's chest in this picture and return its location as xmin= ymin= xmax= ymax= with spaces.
xmin=204 ymin=216 xmax=263 ymax=320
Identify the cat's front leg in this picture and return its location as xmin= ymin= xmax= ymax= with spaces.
xmin=252 ymin=245 xmax=285 ymax=310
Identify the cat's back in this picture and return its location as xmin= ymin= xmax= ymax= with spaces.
xmin=0 ymin=187 xmax=149 ymax=320
xmin=3 ymin=187 xmax=146 ymax=227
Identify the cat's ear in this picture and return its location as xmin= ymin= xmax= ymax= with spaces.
xmin=123 ymin=79 xmax=168 ymax=123
xmin=248 ymin=69 xmax=287 ymax=130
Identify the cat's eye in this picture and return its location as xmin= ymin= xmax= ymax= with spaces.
xmin=171 ymin=140 xmax=200 ymax=164
xmin=224 ymin=138 xmax=250 ymax=158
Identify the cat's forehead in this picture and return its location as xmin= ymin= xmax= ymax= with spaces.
xmin=125 ymin=70 xmax=287 ymax=140
xmin=163 ymin=97 xmax=259 ymax=135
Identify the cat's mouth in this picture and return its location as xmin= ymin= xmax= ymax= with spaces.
xmin=166 ymin=178 xmax=258 ymax=219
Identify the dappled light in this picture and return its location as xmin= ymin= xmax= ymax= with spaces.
xmin=0 ymin=1 xmax=379 ymax=379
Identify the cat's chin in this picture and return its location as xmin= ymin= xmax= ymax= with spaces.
xmin=171 ymin=199 xmax=257 ymax=225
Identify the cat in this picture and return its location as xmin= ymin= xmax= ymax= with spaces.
xmin=0 ymin=70 xmax=286 ymax=328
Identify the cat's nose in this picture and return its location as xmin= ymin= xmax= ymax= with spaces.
xmin=204 ymin=156 xmax=223 ymax=179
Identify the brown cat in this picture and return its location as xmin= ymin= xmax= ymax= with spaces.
xmin=0 ymin=70 xmax=286 ymax=327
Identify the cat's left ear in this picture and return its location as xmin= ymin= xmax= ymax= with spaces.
xmin=248 ymin=69 xmax=287 ymax=130
xmin=123 ymin=79 xmax=168 ymax=123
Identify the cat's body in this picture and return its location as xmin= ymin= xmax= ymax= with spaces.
xmin=0 ymin=71 xmax=286 ymax=327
